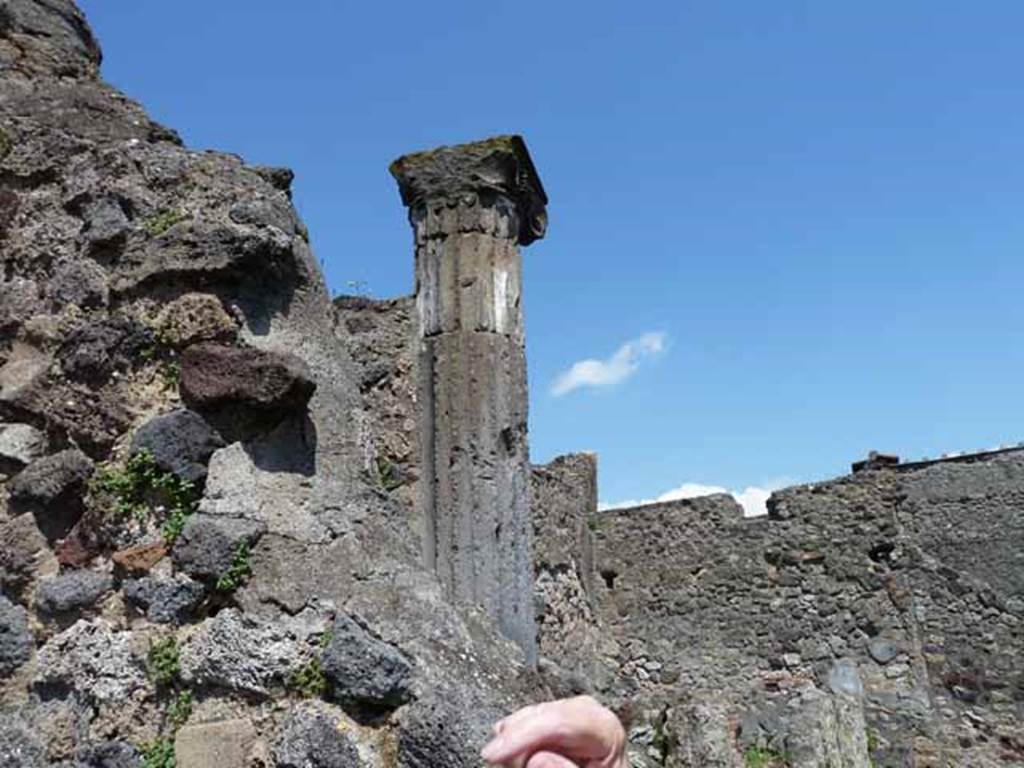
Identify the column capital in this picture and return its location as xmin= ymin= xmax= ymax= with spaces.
xmin=389 ymin=135 xmax=548 ymax=245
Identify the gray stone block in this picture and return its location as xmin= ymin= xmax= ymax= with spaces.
xmin=0 ymin=595 xmax=33 ymax=677
xmin=122 ymin=574 xmax=205 ymax=624
xmin=0 ymin=423 xmax=48 ymax=469
xmin=322 ymin=614 xmax=412 ymax=710
xmin=75 ymin=741 xmax=141 ymax=768
xmin=178 ymin=609 xmax=311 ymax=697
xmin=130 ymin=409 xmax=224 ymax=484
xmin=34 ymin=570 xmax=113 ymax=616
xmin=171 ymin=514 xmax=264 ymax=582
xmin=8 ymin=449 xmax=93 ymax=507
xmin=274 ymin=705 xmax=365 ymax=768
xmin=34 ymin=619 xmax=146 ymax=704
xmin=8 ymin=449 xmax=93 ymax=540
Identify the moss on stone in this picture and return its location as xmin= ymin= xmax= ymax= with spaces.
xmin=142 ymin=210 xmax=189 ymax=237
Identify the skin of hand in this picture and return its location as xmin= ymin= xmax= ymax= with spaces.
xmin=480 ymin=695 xmax=629 ymax=768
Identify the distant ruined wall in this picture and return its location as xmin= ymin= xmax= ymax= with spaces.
xmin=590 ymin=452 xmax=1024 ymax=767
xmin=530 ymin=453 xmax=603 ymax=685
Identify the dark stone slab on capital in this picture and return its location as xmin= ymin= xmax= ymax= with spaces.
xmin=389 ymin=135 xmax=548 ymax=245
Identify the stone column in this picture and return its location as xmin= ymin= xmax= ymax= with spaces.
xmin=390 ymin=136 xmax=547 ymax=660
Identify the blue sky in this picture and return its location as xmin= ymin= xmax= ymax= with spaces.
xmin=80 ymin=1 xmax=1024 ymax=509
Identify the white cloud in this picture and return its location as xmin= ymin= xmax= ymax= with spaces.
xmin=550 ymin=332 xmax=667 ymax=397
xmin=601 ymin=478 xmax=790 ymax=517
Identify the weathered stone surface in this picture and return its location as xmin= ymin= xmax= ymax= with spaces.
xmin=418 ymin=325 xmax=536 ymax=659
xmin=0 ymin=714 xmax=44 ymax=768
xmin=179 ymin=609 xmax=324 ymax=697
xmin=531 ymin=453 xmax=601 ymax=683
xmin=8 ymin=448 xmax=93 ymax=506
xmin=198 ymin=441 xmax=329 ymax=544
xmin=58 ymin=317 xmax=153 ymax=385
xmin=75 ymin=741 xmax=142 ymax=768
xmin=389 ymin=135 xmax=548 ymax=246
xmin=0 ymin=422 xmax=48 ymax=469
xmin=129 ymin=409 xmax=224 ymax=484
xmin=394 ymin=682 xmax=511 ymax=768
xmin=48 ymin=257 xmax=109 ymax=309
xmin=0 ymin=0 xmax=102 ymax=78
xmin=77 ymin=196 xmax=131 ymax=250
xmin=174 ymin=719 xmax=257 ymax=768
xmin=252 ymin=165 xmax=295 ymax=194
xmin=123 ymin=574 xmax=204 ymax=624
xmin=667 ymin=701 xmax=743 ymax=768
xmin=322 ymin=613 xmax=413 ymax=710
xmin=867 ymin=637 xmax=900 ymax=665
xmin=274 ymin=704 xmax=365 ymax=768
xmin=180 ymin=343 xmax=316 ymax=440
xmin=8 ymin=449 xmax=93 ymax=539
xmin=0 ymin=513 xmax=48 ymax=595
xmin=785 ymin=686 xmax=870 ymax=768
xmin=0 ymin=594 xmax=33 ymax=677
xmin=155 ymin=293 xmax=238 ymax=347
xmin=34 ymin=619 xmax=146 ymax=704
xmin=34 ymin=569 xmax=113 ymax=616
xmin=171 ymin=514 xmax=264 ymax=582
xmin=333 ymin=295 xmax=419 ymax=517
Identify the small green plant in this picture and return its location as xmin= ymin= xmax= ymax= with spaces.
xmin=866 ymin=728 xmax=879 ymax=752
xmin=140 ymin=322 xmax=182 ymax=392
xmin=744 ymin=746 xmax=788 ymax=768
xmin=91 ymin=450 xmax=198 ymax=544
xmin=159 ymin=358 xmax=181 ymax=391
xmin=166 ymin=689 xmax=193 ymax=732
xmin=142 ymin=210 xmax=189 ymax=237
xmin=147 ymin=636 xmax=180 ymax=687
xmin=288 ymin=658 xmax=328 ymax=699
xmin=375 ymin=456 xmax=403 ymax=492
xmin=161 ymin=505 xmax=191 ymax=545
xmin=215 ymin=541 xmax=252 ymax=593
xmin=138 ymin=737 xmax=175 ymax=768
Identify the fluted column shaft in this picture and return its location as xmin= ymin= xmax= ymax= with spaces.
xmin=391 ymin=137 xmax=547 ymax=660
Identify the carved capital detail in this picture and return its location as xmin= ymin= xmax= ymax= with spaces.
xmin=389 ymin=135 xmax=548 ymax=246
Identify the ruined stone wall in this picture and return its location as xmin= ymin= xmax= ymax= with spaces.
xmin=333 ymin=295 xmax=421 ymax=534
xmin=530 ymin=453 xmax=604 ymax=686
xmin=2 ymin=4 xmax=1022 ymax=768
xmin=0 ymin=4 xmax=552 ymax=767
xmin=591 ymin=453 xmax=1024 ymax=767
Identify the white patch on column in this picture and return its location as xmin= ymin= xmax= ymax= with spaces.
xmin=494 ymin=267 xmax=509 ymax=333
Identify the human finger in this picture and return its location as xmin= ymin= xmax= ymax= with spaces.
xmin=490 ymin=703 xmax=541 ymax=739
xmin=525 ymin=750 xmax=579 ymax=768
xmin=482 ymin=697 xmax=624 ymax=766
xmin=481 ymin=706 xmax=579 ymax=763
